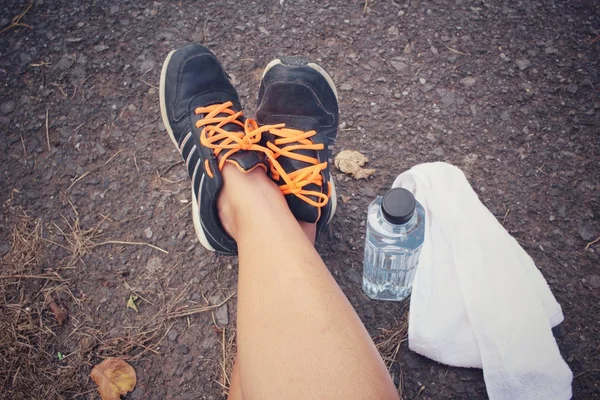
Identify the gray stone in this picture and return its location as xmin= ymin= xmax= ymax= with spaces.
xmin=359 ymin=187 xmax=377 ymax=197
xmin=130 ymin=387 xmax=145 ymax=399
xmin=258 ymin=26 xmax=270 ymax=35
xmin=140 ymin=60 xmax=156 ymax=72
xmin=430 ymin=45 xmax=439 ymax=55
xmin=168 ymin=329 xmax=179 ymax=342
xmin=422 ymin=84 xmax=435 ymax=93
xmin=404 ymin=352 xmax=423 ymax=369
xmin=95 ymin=143 xmax=106 ymax=155
xmin=390 ymin=60 xmax=408 ymax=72
xmin=387 ymin=26 xmax=399 ymax=36
xmin=587 ymin=275 xmax=600 ymax=289
xmin=500 ymin=110 xmax=511 ymax=122
xmin=340 ymin=83 xmax=353 ymax=91
xmin=1 ymin=100 xmax=16 ymax=115
xmin=55 ymin=55 xmax=74 ymax=71
xmin=94 ymin=44 xmax=109 ymax=52
xmin=578 ymin=223 xmax=597 ymax=241
xmin=215 ymin=304 xmax=229 ymax=326
xmin=557 ymin=206 xmax=567 ymax=219
xmin=146 ymin=256 xmax=162 ymax=273
xmin=515 ymin=58 xmax=531 ymax=70
xmin=0 ymin=243 xmax=9 ymax=256
xmin=191 ymin=292 xmax=202 ymax=301
xmin=460 ymin=76 xmax=476 ymax=87
xmin=433 ymin=147 xmax=445 ymax=157
xmin=347 ymin=269 xmax=361 ymax=285
xmin=144 ymin=227 xmax=153 ymax=239
xmin=19 ymin=53 xmax=32 ymax=65
xmin=565 ymin=83 xmax=578 ymax=94
xmin=109 ymin=5 xmax=119 ymax=14
xmin=201 ymin=336 xmax=217 ymax=350
xmin=179 ymin=344 xmax=190 ymax=355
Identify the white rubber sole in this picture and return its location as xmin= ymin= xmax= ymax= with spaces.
xmin=159 ymin=50 xmax=216 ymax=252
xmin=261 ymin=59 xmax=338 ymax=224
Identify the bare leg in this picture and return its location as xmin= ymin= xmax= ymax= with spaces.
xmin=220 ymin=165 xmax=398 ymax=400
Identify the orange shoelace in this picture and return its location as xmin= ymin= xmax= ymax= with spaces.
xmin=195 ymin=102 xmax=329 ymax=208
xmin=264 ymin=126 xmax=329 ymax=208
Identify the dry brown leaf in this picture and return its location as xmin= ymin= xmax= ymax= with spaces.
xmin=334 ymin=150 xmax=376 ymax=180
xmin=45 ymin=293 xmax=67 ymax=325
xmin=90 ymin=358 xmax=137 ymax=400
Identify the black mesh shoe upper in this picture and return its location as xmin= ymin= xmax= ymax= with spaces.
xmin=257 ymin=58 xmax=339 ymax=232
xmin=160 ymin=44 xmax=266 ymax=255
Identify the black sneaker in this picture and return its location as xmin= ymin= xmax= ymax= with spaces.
xmin=256 ymin=58 xmax=339 ymax=236
xmin=159 ymin=44 xmax=268 ymax=255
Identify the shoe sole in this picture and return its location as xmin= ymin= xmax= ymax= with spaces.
xmin=159 ymin=49 xmax=216 ymax=252
xmin=261 ymin=59 xmax=338 ymax=224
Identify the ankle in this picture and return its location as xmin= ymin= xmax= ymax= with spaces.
xmin=217 ymin=164 xmax=281 ymax=239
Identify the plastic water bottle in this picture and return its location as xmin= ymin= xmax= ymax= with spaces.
xmin=362 ymin=188 xmax=425 ymax=301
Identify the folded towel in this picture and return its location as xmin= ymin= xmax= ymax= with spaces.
xmin=392 ymin=162 xmax=572 ymax=400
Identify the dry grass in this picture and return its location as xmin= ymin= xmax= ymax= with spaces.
xmin=0 ymin=209 xmax=82 ymax=399
xmin=374 ymin=304 xmax=410 ymax=400
xmin=215 ymin=324 xmax=237 ymax=397
xmin=0 ymin=206 xmax=227 ymax=399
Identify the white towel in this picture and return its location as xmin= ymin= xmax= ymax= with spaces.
xmin=392 ymin=162 xmax=572 ymax=400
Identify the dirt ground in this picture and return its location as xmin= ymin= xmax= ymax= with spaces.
xmin=1 ymin=0 xmax=599 ymax=399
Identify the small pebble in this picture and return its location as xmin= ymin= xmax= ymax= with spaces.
xmin=215 ymin=304 xmax=229 ymax=326
xmin=515 ymin=58 xmax=531 ymax=70
xmin=1 ymin=101 xmax=16 ymax=115
xmin=168 ymin=329 xmax=179 ymax=342
xmin=144 ymin=227 xmax=153 ymax=239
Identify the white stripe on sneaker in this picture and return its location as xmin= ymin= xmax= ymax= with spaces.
xmin=179 ymin=131 xmax=192 ymax=152
xmin=185 ymin=145 xmax=197 ymax=169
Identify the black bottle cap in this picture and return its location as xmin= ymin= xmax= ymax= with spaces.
xmin=381 ymin=188 xmax=416 ymax=225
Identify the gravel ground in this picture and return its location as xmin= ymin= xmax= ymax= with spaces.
xmin=1 ymin=0 xmax=599 ymax=399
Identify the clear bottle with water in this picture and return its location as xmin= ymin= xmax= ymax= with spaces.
xmin=362 ymin=188 xmax=425 ymax=301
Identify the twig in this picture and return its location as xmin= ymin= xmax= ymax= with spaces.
xmin=123 ymin=281 xmax=153 ymax=305
xmin=0 ymin=274 xmax=62 ymax=281
xmin=133 ymin=151 xmax=140 ymax=172
xmin=30 ymin=61 xmax=51 ymax=67
xmin=160 ymin=177 xmax=185 ymax=184
xmin=413 ymin=386 xmax=425 ymax=399
xmin=50 ymin=83 xmax=67 ymax=97
xmin=95 ymin=240 xmax=169 ymax=254
xmin=140 ymin=79 xmax=158 ymax=89
xmin=502 ymin=207 xmax=510 ymax=226
xmin=67 ymin=171 xmax=90 ymax=191
xmin=167 ymin=293 xmax=235 ymax=319
xmin=176 ymin=202 xmax=191 ymax=217
xmin=20 ymin=135 xmax=27 ymax=157
xmin=585 ymin=236 xmax=600 ymax=251
xmin=364 ymin=0 xmax=369 ymax=13
xmin=574 ymin=369 xmax=600 ymax=378
xmin=162 ymin=160 xmax=184 ymax=175
xmin=0 ymin=2 xmax=33 ymax=35
xmin=105 ymin=149 xmax=124 ymax=165
xmin=221 ymin=327 xmax=228 ymax=388
xmin=45 ymin=109 xmax=50 ymax=151
xmin=446 ymin=46 xmax=470 ymax=56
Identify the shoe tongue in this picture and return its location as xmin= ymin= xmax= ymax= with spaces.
xmin=191 ymin=91 xmax=244 ymax=134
